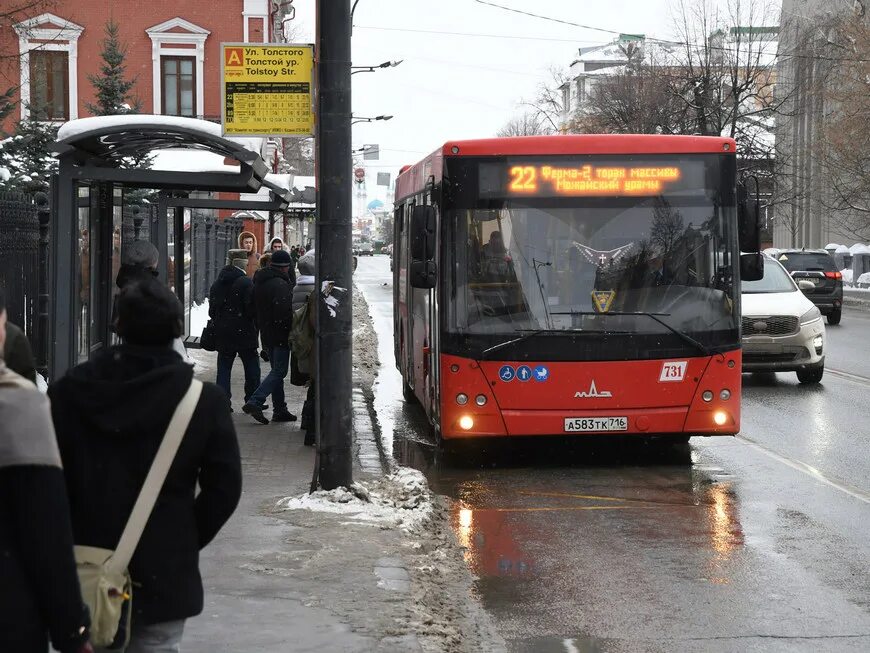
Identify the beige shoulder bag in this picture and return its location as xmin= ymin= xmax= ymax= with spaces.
xmin=75 ymin=379 xmax=203 ymax=648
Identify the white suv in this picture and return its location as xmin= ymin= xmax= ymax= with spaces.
xmin=741 ymin=257 xmax=826 ymax=384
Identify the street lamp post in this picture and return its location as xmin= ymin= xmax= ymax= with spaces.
xmin=315 ymin=0 xmax=353 ymax=491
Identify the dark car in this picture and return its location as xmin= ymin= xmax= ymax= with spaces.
xmin=773 ymin=249 xmax=844 ymax=325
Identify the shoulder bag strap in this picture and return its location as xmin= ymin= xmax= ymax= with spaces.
xmin=107 ymin=379 xmax=204 ymax=573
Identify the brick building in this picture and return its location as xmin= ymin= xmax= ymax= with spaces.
xmin=1 ymin=0 xmax=295 ymax=247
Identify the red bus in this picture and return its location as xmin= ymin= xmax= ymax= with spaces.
xmin=393 ymin=135 xmax=762 ymax=443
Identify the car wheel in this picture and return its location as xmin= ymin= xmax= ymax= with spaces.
xmin=796 ymin=365 xmax=824 ymax=384
xmin=827 ymin=309 xmax=841 ymax=325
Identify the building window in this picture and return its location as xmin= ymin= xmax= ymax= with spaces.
xmin=29 ymin=50 xmax=69 ymax=120
xmin=576 ymin=78 xmax=586 ymax=105
xmin=161 ymin=56 xmax=196 ymax=116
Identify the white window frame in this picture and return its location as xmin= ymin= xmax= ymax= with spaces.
xmin=146 ymin=17 xmax=210 ymax=118
xmin=14 ymin=13 xmax=84 ymax=122
xmin=243 ymin=0 xmax=269 ymax=43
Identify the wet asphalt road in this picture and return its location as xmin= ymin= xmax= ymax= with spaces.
xmin=355 ymin=256 xmax=870 ymax=652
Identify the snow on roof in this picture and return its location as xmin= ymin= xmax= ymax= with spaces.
xmin=150 ymin=148 xmax=240 ymax=174
xmin=850 ymin=243 xmax=870 ymax=254
xmin=265 ymin=173 xmax=292 ymax=190
xmin=825 ymin=243 xmax=841 ymax=249
xmin=292 ymin=175 xmax=315 ymax=190
xmin=836 ymin=244 xmax=851 ymax=253
xmin=56 ymin=115 xmax=264 ymax=155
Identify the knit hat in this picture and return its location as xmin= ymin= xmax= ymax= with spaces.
xmin=297 ymin=249 xmax=315 ymax=276
xmin=271 ymin=249 xmax=292 ymax=266
xmin=123 ymin=240 xmax=159 ymax=269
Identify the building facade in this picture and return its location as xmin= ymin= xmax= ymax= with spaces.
xmin=1 ymin=0 xmax=279 ymax=133
xmin=774 ymin=0 xmax=862 ymax=248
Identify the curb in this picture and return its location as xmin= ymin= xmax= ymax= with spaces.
xmin=352 ymin=380 xmax=388 ymax=476
xmin=844 ymin=289 xmax=870 ymax=311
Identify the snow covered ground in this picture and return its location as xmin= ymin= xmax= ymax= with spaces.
xmin=277 ymin=468 xmax=433 ymax=532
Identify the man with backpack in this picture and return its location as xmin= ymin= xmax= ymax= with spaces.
xmin=243 ymin=249 xmax=297 ymax=424
xmin=208 ymin=249 xmax=261 ymax=409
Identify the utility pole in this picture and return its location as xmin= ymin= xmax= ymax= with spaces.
xmin=315 ymin=0 xmax=353 ymax=490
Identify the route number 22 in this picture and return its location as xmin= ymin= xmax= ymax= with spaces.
xmin=509 ymin=166 xmax=537 ymax=192
xmin=659 ymin=361 xmax=687 ymax=382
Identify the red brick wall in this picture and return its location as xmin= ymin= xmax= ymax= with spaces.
xmin=1 ymin=1 xmax=272 ymax=134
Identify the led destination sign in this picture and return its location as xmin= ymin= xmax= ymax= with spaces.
xmin=477 ymin=158 xmax=707 ymax=199
xmin=509 ymin=164 xmax=681 ymax=196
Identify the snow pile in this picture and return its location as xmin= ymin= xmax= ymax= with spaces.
xmin=858 ymin=272 xmax=870 ymax=287
xmin=0 ymin=166 xmax=10 ymax=182
xmin=276 ymin=468 xmax=433 ymax=531
xmin=842 ymin=268 xmax=854 ymax=284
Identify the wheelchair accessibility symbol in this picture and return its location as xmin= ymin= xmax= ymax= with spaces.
xmin=498 ymin=365 xmax=515 ymax=382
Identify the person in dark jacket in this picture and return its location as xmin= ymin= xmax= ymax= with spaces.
xmin=111 ymin=240 xmax=159 ymax=331
xmin=3 ymin=319 xmax=37 ymax=384
xmin=208 ymin=249 xmax=260 ymax=407
xmin=291 ymin=250 xmax=317 ymax=446
xmin=243 ymin=249 xmax=296 ymax=424
xmin=48 ymin=278 xmax=242 ymax=652
xmin=0 ymin=288 xmax=93 ymax=653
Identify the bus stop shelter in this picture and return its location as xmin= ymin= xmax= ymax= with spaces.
xmin=49 ymin=116 xmax=290 ymax=380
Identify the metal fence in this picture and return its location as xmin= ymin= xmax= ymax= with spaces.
xmin=0 ymin=192 xmax=39 ymax=336
xmin=190 ymin=213 xmax=242 ymax=304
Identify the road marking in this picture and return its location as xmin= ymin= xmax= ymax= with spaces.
xmin=736 ymin=436 xmax=870 ymax=505
xmin=826 ymin=368 xmax=870 ymax=386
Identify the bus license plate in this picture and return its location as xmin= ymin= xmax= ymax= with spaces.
xmin=564 ymin=417 xmax=628 ymax=432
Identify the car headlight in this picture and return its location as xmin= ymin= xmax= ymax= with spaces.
xmin=800 ymin=306 xmax=821 ymax=324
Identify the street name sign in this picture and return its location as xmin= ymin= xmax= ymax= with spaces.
xmin=221 ymin=43 xmax=314 ymax=137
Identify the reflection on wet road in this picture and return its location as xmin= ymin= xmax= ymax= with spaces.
xmin=356 ymin=257 xmax=870 ymax=652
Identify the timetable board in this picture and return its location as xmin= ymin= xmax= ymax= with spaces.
xmin=221 ymin=44 xmax=314 ymax=137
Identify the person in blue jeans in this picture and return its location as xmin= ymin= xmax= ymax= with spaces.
xmin=243 ymin=249 xmax=296 ymax=424
xmin=208 ymin=249 xmax=261 ymax=409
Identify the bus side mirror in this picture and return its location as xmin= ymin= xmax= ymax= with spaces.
xmin=737 ymin=179 xmax=761 ymax=253
xmin=740 ymin=252 xmax=764 ymax=282
xmin=410 ymin=205 xmax=437 ymax=288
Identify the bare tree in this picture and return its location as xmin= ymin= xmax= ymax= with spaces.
xmin=520 ymin=66 xmax=571 ymax=134
xmin=496 ymin=111 xmax=549 ymax=137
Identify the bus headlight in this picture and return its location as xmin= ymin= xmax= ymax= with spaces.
xmin=475 ymin=394 xmax=487 ymax=406
xmin=459 ymin=415 xmax=474 ymax=430
xmin=702 ymin=390 xmax=714 ymax=402
xmin=720 ymin=389 xmax=731 ymax=401
xmin=713 ymin=411 xmax=729 ymax=426
xmin=456 ymin=393 xmax=468 ymax=405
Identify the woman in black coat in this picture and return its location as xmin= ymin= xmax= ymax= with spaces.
xmin=208 ymin=249 xmax=261 ymax=407
xmin=48 ymin=279 xmax=242 ymax=651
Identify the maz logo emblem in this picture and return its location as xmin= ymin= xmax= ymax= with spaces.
xmin=574 ymin=380 xmax=613 ymax=398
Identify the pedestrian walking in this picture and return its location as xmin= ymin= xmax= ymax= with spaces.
xmin=0 ymin=288 xmax=93 ymax=653
xmin=291 ymin=250 xmax=316 ymax=446
xmin=243 ymin=249 xmax=297 ymax=424
xmin=268 ymin=236 xmax=286 ymax=253
xmin=238 ymin=230 xmax=261 ymax=278
xmin=208 ymin=249 xmax=261 ymax=409
xmin=113 ymin=241 xmax=190 ymax=362
xmin=2 ymin=318 xmax=36 ymax=384
xmin=48 ymin=278 xmax=242 ymax=653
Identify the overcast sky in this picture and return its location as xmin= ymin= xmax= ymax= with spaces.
xmin=290 ymin=0 xmax=780 ymax=203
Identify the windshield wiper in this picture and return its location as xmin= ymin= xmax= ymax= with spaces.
xmin=481 ymin=328 xmax=587 ymax=358
xmin=549 ymin=310 xmax=711 ymax=356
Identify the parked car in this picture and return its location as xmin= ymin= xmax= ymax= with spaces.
xmin=742 ymin=256 xmax=826 ymax=384
xmin=357 ymin=240 xmax=374 ymax=256
xmin=773 ymin=248 xmax=843 ymax=325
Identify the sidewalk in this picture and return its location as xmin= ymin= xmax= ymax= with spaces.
xmin=179 ymin=290 xmax=504 ymax=652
